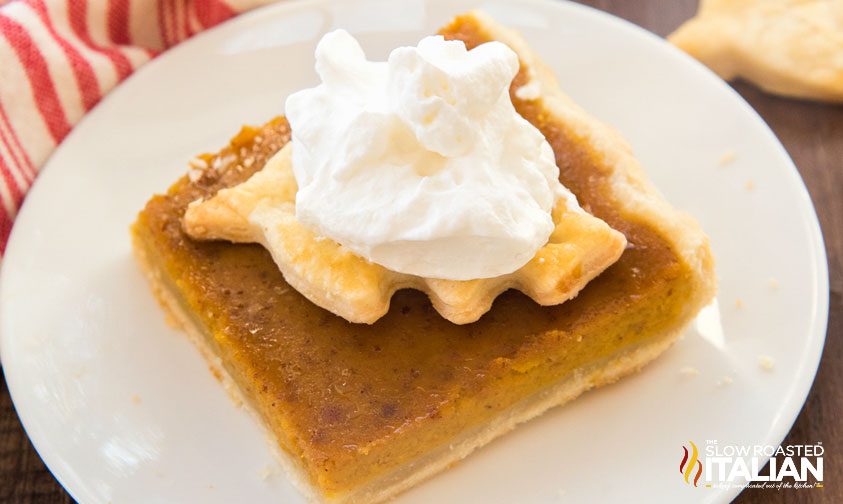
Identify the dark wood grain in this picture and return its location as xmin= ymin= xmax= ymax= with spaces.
xmin=0 ymin=1 xmax=839 ymax=502
xmin=0 ymin=373 xmax=72 ymax=504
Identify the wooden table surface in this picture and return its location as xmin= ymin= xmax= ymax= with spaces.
xmin=0 ymin=0 xmax=839 ymax=502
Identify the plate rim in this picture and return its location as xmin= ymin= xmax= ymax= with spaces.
xmin=0 ymin=0 xmax=830 ymax=503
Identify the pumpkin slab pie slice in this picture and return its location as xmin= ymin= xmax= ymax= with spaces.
xmin=131 ymin=10 xmax=715 ymax=504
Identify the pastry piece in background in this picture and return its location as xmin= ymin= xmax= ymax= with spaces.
xmin=669 ymin=0 xmax=843 ymax=103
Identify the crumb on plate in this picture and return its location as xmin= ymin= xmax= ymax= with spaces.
xmin=716 ymin=375 xmax=734 ymax=387
xmin=718 ymin=150 xmax=736 ymax=166
xmin=679 ymin=366 xmax=700 ymax=377
xmin=758 ymin=355 xmax=775 ymax=371
xmin=258 ymin=465 xmax=273 ymax=481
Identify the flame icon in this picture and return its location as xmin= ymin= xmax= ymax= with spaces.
xmin=680 ymin=441 xmax=703 ymax=487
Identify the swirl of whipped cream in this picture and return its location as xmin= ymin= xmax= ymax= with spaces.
xmin=285 ymin=30 xmax=575 ymax=281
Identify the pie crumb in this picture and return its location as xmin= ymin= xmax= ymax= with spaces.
xmin=768 ymin=277 xmax=779 ymax=289
xmin=716 ymin=375 xmax=734 ymax=387
xmin=131 ymin=395 xmax=142 ymax=405
xmin=735 ymin=298 xmax=744 ymax=309
xmin=744 ymin=180 xmax=755 ymax=191
xmin=679 ymin=366 xmax=700 ymax=377
xmin=718 ymin=150 xmax=736 ymax=166
xmin=258 ymin=465 xmax=273 ymax=481
xmin=758 ymin=355 xmax=775 ymax=371
xmin=188 ymin=157 xmax=208 ymax=170
xmin=212 ymin=154 xmax=236 ymax=171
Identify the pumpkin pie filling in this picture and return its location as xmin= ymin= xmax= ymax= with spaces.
xmin=131 ymin=13 xmax=714 ymax=502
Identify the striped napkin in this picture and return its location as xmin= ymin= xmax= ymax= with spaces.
xmin=0 ymin=0 xmax=272 ymax=255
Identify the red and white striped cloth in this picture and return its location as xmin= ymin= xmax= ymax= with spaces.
xmin=0 ymin=0 xmax=273 ymax=255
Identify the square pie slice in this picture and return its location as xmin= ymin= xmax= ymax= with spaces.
xmin=181 ymin=143 xmax=626 ymax=324
xmin=131 ymin=10 xmax=715 ymax=504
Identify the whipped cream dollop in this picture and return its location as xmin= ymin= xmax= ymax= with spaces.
xmin=285 ymin=30 xmax=576 ymax=281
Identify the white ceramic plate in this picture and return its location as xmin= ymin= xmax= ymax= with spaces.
xmin=0 ymin=0 xmax=828 ymax=502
